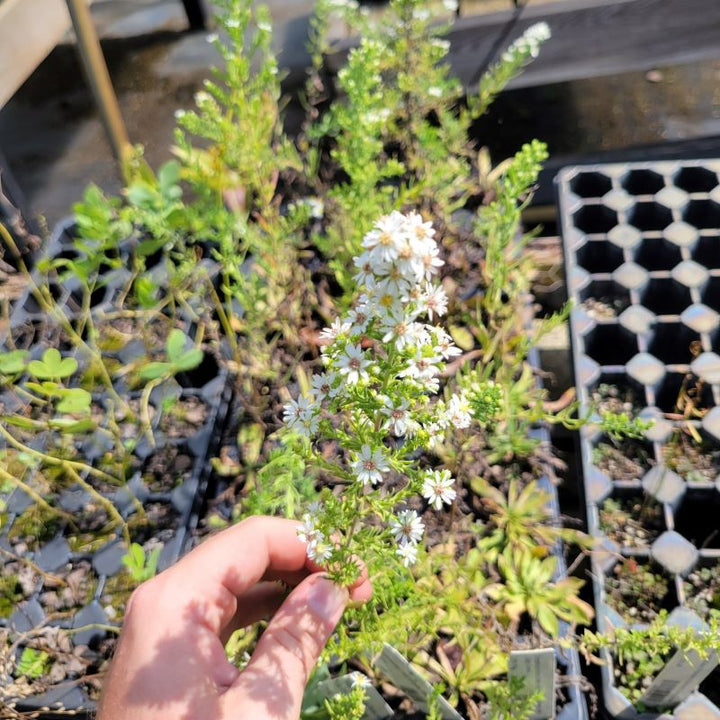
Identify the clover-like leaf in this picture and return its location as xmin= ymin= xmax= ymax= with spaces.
xmin=56 ymin=388 xmax=92 ymax=414
xmin=138 ymin=361 xmax=172 ymax=381
xmin=27 ymin=349 xmax=77 ymax=380
xmin=0 ymin=350 xmax=28 ymax=375
xmin=165 ymin=329 xmax=203 ymax=371
xmin=134 ymin=276 xmax=159 ymax=309
xmin=174 ymin=348 xmax=203 ymax=372
xmin=166 ymin=329 xmax=189 ymax=364
xmin=25 ymin=381 xmax=61 ymax=397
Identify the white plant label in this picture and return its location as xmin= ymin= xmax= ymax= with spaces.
xmin=376 ymin=644 xmax=464 ymax=720
xmin=640 ymin=648 xmax=719 ymax=709
xmin=316 ymin=673 xmax=393 ymax=720
xmin=508 ymin=647 xmax=556 ymax=720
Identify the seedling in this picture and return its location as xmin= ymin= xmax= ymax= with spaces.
xmin=121 ymin=542 xmax=161 ymax=583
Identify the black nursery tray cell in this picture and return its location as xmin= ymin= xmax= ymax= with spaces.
xmin=558 ymin=159 xmax=720 ymax=719
xmin=0 ymin=221 xmax=232 ymax=714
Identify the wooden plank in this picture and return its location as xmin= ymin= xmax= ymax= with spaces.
xmin=326 ymin=0 xmax=720 ymax=89
xmin=0 ymin=0 xmax=73 ymax=108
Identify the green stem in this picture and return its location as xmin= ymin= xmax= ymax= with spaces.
xmin=65 ymin=466 xmax=131 ymax=546
xmin=0 ymin=467 xmax=75 ymax=527
xmin=0 ymin=424 xmax=121 ymax=487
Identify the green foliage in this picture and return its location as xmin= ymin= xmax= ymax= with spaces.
xmin=324 ymin=683 xmax=367 ymax=719
xmin=579 ymin=612 xmax=720 ymax=705
xmin=467 ymin=380 xmax=503 ymax=425
xmin=174 ymin=0 xmax=299 ymax=207
xmin=484 ymin=677 xmax=543 ymax=720
xmin=597 ymin=410 xmax=653 ymax=440
xmin=137 ymin=329 xmax=203 ymax=381
xmin=486 ymin=548 xmax=593 ymax=637
xmin=15 ymin=648 xmax=51 ymax=679
xmin=0 ymin=575 xmax=23 ymax=618
xmin=238 ymin=446 xmax=317 ymax=520
xmin=121 ymin=542 xmax=161 ymax=583
xmin=0 ymin=350 xmax=28 ymax=377
xmin=27 ymin=348 xmax=77 ymax=380
xmin=471 ymin=477 xmax=592 ymax=563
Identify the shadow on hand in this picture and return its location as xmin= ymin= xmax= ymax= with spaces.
xmin=106 ymin=594 xmax=314 ymax=720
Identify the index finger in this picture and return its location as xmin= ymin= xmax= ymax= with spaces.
xmin=158 ymin=516 xmax=370 ymax=635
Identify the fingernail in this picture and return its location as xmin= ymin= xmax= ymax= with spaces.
xmin=307 ymin=576 xmax=348 ymax=620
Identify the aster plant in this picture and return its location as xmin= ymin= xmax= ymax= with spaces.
xmin=283 ymin=211 xmax=470 ymax=585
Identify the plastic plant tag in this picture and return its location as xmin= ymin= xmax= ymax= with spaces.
xmin=376 ymin=644 xmax=464 ymax=720
xmin=508 ymin=648 xmax=556 ymax=720
xmin=639 ymin=648 xmax=719 ymax=709
xmin=316 ymin=673 xmax=393 ymax=719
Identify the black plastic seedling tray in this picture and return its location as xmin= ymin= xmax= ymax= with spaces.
xmin=558 ymin=159 xmax=720 ymax=719
xmin=527 ymin=344 xmax=590 ymax=720
xmin=0 ymin=220 xmax=232 ymax=713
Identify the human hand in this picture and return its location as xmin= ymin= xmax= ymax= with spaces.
xmin=97 ymin=516 xmax=372 ymax=720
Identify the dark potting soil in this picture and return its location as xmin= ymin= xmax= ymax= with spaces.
xmin=598 ymin=495 xmax=664 ymax=548
xmin=662 ymin=430 xmax=720 ymax=484
xmin=592 ymin=440 xmax=651 ymax=483
xmin=683 ymin=563 xmax=720 ymax=619
xmin=604 ymin=559 xmax=673 ymax=624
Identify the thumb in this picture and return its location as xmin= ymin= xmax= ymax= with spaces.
xmin=222 ymin=573 xmax=348 ymax=719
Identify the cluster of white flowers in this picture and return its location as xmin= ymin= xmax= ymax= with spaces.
xmin=502 ymin=22 xmax=551 ymax=62
xmin=391 ymin=509 xmax=425 ymax=567
xmin=286 ymin=212 xmax=466 ymax=567
xmin=297 ymin=504 xmax=333 ymax=563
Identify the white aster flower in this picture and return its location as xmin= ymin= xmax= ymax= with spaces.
xmin=446 ymin=393 xmax=472 ymax=429
xmin=391 ymin=509 xmax=424 ymax=545
xmin=336 ymin=343 xmax=370 ymax=384
xmin=311 ymin=371 xmax=340 ymax=400
xmin=380 ymin=308 xmax=416 ymax=351
xmin=396 ymin=539 xmax=418 ymax=567
xmin=352 ymin=445 xmax=390 ymax=486
xmin=362 ymin=211 xmax=407 ymax=264
xmin=351 ymin=673 xmax=371 ymax=689
xmin=206 ymin=33 xmax=219 ymax=43
xmin=400 ymin=348 xmax=442 ymax=381
xmin=320 ymin=318 xmax=352 ymax=342
xmin=380 ymin=397 xmax=411 ymax=436
xmin=504 ymin=21 xmax=551 ymax=61
xmin=424 ymin=421 xmax=443 ymax=448
xmin=354 ymin=251 xmax=385 ymax=286
xmin=394 ymin=240 xmax=425 ymax=286
xmin=347 ymin=303 xmax=372 ymax=333
xmin=427 ymin=86 xmax=443 ymax=98
xmin=296 ymin=414 xmax=320 ymax=438
xmin=297 ymin=513 xmax=321 ymax=545
xmin=420 ymin=284 xmax=448 ymax=320
xmin=421 ymin=469 xmax=457 ymax=510
xmin=257 ymin=19 xmax=272 ymax=32
xmin=406 ymin=322 xmax=431 ymax=347
xmin=442 ymin=0 xmax=458 ymax=11
xmin=404 ymin=211 xmax=435 ymax=242
xmin=307 ymin=535 xmax=332 ymax=563
xmin=282 ymin=395 xmax=316 ymax=426
xmin=433 ymin=328 xmax=462 ymax=359
xmin=174 ymin=109 xmax=187 ymax=120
